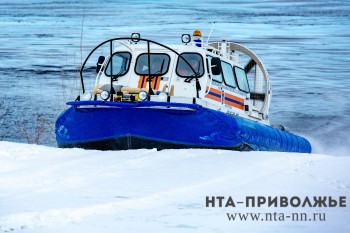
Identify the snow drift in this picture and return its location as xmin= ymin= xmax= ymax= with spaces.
xmin=0 ymin=141 xmax=349 ymax=233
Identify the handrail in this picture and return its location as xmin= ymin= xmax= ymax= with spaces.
xmin=67 ymin=100 xmax=200 ymax=111
xmin=80 ymin=37 xmax=201 ymax=97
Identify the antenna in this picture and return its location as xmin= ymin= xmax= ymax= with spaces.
xmin=80 ymin=8 xmax=85 ymax=66
xmin=206 ymin=22 xmax=215 ymax=45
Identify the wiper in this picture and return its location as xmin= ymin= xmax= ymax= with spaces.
xmin=148 ymin=59 xmax=165 ymax=80
xmin=109 ymin=69 xmax=125 ymax=100
xmin=184 ymin=60 xmax=201 ymax=82
xmin=184 ymin=60 xmax=202 ymax=97
xmin=112 ymin=69 xmax=125 ymax=81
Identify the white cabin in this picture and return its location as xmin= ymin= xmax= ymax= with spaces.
xmin=88 ymin=31 xmax=272 ymax=125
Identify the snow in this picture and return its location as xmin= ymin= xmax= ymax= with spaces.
xmin=0 ymin=141 xmax=349 ymax=233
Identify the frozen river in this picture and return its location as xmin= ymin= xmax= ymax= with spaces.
xmin=0 ymin=0 xmax=349 ymax=155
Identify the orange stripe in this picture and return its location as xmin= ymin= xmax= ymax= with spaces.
xmin=206 ymin=86 xmax=221 ymax=94
xmin=225 ymin=92 xmax=244 ymax=103
xmin=138 ymin=76 xmax=146 ymax=88
xmin=205 ymin=87 xmax=222 ymax=103
xmin=208 ymin=87 xmax=221 ymax=95
xmin=205 ymin=94 xmax=221 ymax=102
xmin=205 ymin=86 xmax=245 ymax=109
xmin=138 ymin=76 xmax=161 ymax=90
xmin=152 ymin=76 xmax=161 ymax=90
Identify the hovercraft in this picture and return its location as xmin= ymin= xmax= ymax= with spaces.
xmin=55 ymin=31 xmax=312 ymax=152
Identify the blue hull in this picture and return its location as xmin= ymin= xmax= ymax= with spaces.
xmin=55 ymin=101 xmax=311 ymax=153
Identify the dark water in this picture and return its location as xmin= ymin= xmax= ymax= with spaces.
xmin=0 ymin=0 xmax=349 ymax=155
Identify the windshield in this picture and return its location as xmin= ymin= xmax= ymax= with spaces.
xmin=105 ymin=52 xmax=131 ymax=76
xmin=234 ymin=67 xmax=250 ymax=92
xmin=135 ymin=53 xmax=170 ymax=75
xmin=176 ymin=53 xmax=204 ymax=77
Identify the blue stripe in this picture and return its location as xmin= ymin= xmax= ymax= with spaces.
xmin=208 ymin=91 xmax=221 ymax=99
xmin=153 ymin=76 xmax=158 ymax=89
xmin=141 ymin=76 xmax=146 ymax=88
xmin=225 ymin=97 xmax=244 ymax=106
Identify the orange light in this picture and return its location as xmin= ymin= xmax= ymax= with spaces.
xmin=193 ymin=30 xmax=202 ymax=37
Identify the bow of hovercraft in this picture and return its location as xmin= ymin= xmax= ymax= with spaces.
xmin=56 ymin=101 xmax=245 ymax=150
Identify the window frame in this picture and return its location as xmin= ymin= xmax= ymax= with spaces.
xmin=104 ymin=51 xmax=132 ymax=77
xmin=221 ymin=60 xmax=237 ymax=88
xmin=233 ymin=66 xmax=250 ymax=93
xmin=206 ymin=55 xmax=223 ymax=83
xmin=134 ymin=53 xmax=171 ymax=76
xmin=176 ymin=52 xmax=205 ymax=78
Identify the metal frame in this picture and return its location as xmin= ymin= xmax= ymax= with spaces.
xmin=80 ymin=37 xmax=201 ymax=98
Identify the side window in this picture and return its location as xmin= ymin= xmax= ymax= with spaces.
xmin=135 ymin=53 xmax=170 ymax=75
xmin=221 ymin=61 xmax=237 ymax=88
xmin=105 ymin=52 xmax=131 ymax=76
xmin=207 ymin=56 xmax=223 ymax=83
xmin=176 ymin=53 xmax=204 ymax=77
xmin=234 ymin=67 xmax=250 ymax=93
